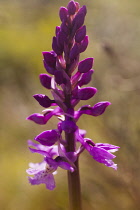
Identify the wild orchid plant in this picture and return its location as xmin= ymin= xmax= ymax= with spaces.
xmin=26 ymin=1 xmax=119 ymax=209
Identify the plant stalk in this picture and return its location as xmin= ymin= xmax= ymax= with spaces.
xmin=65 ymin=131 xmax=82 ymax=210
xmin=67 ymin=158 xmax=82 ymax=210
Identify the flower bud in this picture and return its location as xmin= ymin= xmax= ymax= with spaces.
xmin=61 ymin=120 xmax=78 ymax=133
xmin=75 ymin=25 xmax=86 ymax=43
xmin=27 ymin=113 xmax=47 ymax=125
xmin=59 ymin=7 xmax=68 ymax=22
xmin=79 ymin=35 xmax=89 ymax=53
xmin=78 ymin=58 xmax=94 ymax=73
xmin=77 ymin=87 xmax=97 ymax=100
xmin=78 ymin=69 xmax=94 ymax=87
xmin=35 ymin=130 xmax=59 ymax=146
xmin=33 ymin=94 xmax=55 ymax=108
xmin=39 ymin=73 xmax=52 ymax=89
xmin=67 ymin=1 xmax=76 ymax=15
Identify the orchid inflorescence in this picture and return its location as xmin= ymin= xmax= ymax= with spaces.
xmin=26 ymin=0 xmax=119 ymax=190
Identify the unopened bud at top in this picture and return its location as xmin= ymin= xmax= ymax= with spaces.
xmin=67 ymin=1 xmax=76 ymax=15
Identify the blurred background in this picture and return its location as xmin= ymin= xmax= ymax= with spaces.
xmin=0 ymin=0 xmax=140 ymax=209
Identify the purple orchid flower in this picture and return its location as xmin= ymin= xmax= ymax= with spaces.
xmin=27 ymin=0 xmax=119 ymax=191
xmin=27 ymin=161 xmax=56 ymax=190
xmin=75 ymin=130 xmax=119 ymax=170
xmin=27 ymin=140 xmax=74 ymax=190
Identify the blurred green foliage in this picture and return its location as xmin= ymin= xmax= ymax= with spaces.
xmin=0 ymin=0 xmax=140 ymax=209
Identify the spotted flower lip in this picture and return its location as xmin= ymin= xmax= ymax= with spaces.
xmin=27 ymin=0 xmax=119 ymax=190
xmin=27 ymin=161 xmax=56 ymax=190
xmin=27 ymin=156 xmax=74 ymax=190
xmin=27 ymin=141 xmax=75 ymax=190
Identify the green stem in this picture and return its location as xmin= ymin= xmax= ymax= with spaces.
xmin=65 ymin=131 xmax=82 ymax=210
xmin=67 ymin=158 xmax=82 ymax=210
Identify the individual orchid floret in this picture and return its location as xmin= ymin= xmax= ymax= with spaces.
xmin=69 ymin=43 xmax=80 ymax=61
xmin=33 ymin=94 xmax=56 ymax=108
xmin=39 ymin=74 xmax=52 ymax=89
xmin=27 ymin=140 xmax=74 ymax=190
xmin=79 ymin=35 xmax=89 ymax=53
xmin=27 ymin=155 xmax=74 ymax=190
xmin=78 ymin=69 xmax=94 ymax=87
xmin=76 ymin=87 xmax=97 ymax=100
xmin=27 ymin=113 xmax=48 ymax=125
xmin=72 ymin=5 xmax=87 ymax=33
xmin=35 ymin=129 xmax=60 ymax=146
xmin=84 ymin=139 xmax=119 ymax=170
xmin=27 ymin=107 xmax=62 ymax=125
xmin=27 ymin=161 xmax=56 ymax=190
xmin=67 ymin=0 xmax=76 ymax=15
xmin=42 ymin=51 xmax=56 ymax=74
xmin=75 ymin=101 xmax=111 ymax=120
xmin=78 ymin=58 xmax=94 ymax=73
xmin=59 ymin=7 xmax=68 ymax=22
xmin=75 ymin=25 xmax=86 ymax=43
xmin=76 ymin=131 xmax=119 ymax=170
